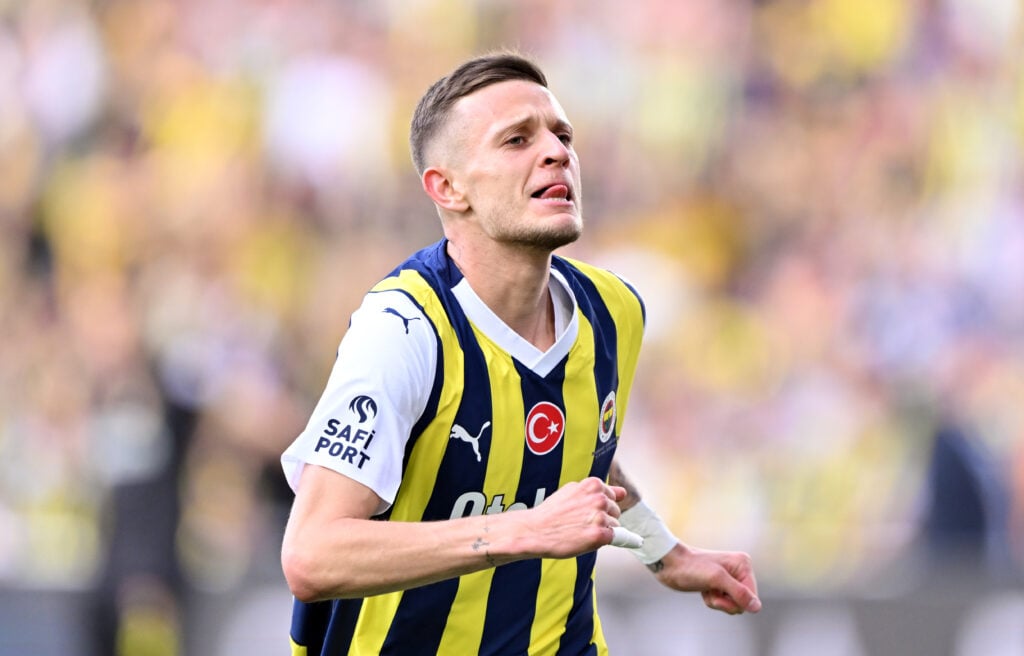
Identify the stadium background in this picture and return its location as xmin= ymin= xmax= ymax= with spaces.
xmin=1 ymin=0 xmax=1023 ymax=654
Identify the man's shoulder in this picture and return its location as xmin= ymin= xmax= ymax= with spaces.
xmin=553 ymin=255 xmax=647 ymax=331
xmin=370 ymin=239 xmax=457 ymax=298
xmin=382 ymin=239 xmax=449 ymax=282
xmin=361 ymin=239 xmax=465 ymax=332
xmin=554 ymin=255 xmax=643 ymax=301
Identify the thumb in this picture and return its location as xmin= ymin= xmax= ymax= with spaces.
xmin=709 ymin=575 xmax=761 ymax=614
xmin=725 ymin=580 xmax=762 ymax=613
xmin=722 ymin=554 xmax=760 ymax=613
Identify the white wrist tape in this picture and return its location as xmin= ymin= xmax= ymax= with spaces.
xmin=618 ymin=501 xmax=678 ymax=565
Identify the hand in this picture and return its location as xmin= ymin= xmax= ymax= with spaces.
xmin=652 ymin=544 xmax=761 ymax=615
xmin=521 ymin=477 xmax=626 ymax=559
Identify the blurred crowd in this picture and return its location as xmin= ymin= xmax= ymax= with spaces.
xmin=1 ymin=0 xmax=1023 ymax=653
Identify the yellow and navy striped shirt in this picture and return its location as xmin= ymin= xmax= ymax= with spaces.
xmin=289 ymin=239 xmax=645 ymax=656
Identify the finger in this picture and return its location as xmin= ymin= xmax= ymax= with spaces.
xmin=587 ymin=477 xmax=625 ymax=501
xmin=702 ymin=589 xmax=753 ymax=615
xmin=727 ymin=585 xmax=761 ymax=613
xmin=711 ymin=582 xmax=762 ymax=614
xmin=607 ymin=484 xmax=627 ymax=503
xmin=736 ymin=565 xmax=759 ymax=599
xmin=726 ymin=555 xmax=761 ymax=610
xmin=702 ymin=590 xmax=740 ymax=615
xmin=604 ymin=493 xmax=622 ymax=518
xmin=609 ymin=526 xmax=644 ymax=549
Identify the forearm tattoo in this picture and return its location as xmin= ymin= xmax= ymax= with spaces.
xmin=472 ymin=520 xmax=498 ymax=568
xmin=646 ymin=560 xmax=665 ymax=574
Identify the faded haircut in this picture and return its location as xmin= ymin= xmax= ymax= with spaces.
xmin=410 ymin=52 xmax=548 ymax=175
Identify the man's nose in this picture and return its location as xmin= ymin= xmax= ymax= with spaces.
xmin=541 ymin=132 xmax=571 ymax=167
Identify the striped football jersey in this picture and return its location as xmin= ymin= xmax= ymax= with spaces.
xmin=288 ymin=239 xmax=645 ymax=656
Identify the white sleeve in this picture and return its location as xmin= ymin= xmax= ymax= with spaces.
xmin=281 ymin=289 xmax=436 ymax=513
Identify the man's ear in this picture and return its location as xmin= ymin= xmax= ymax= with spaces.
xmin=422 ymin=167 xmax=470 ymax=213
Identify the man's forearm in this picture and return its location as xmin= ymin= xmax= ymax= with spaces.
xmin=283 ymin=511 xmax=525 ymax=602
xmin=283 ymin=474 xmax=626 ymax=602
xmin=608 ymin=458 xmax=642 ymax=510
xmin=609 ymin=457 xmax=680 ymax=570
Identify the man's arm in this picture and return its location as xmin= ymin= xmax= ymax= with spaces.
xmin=608 ymin=458 xmax=762 ymax=615
xmin=281 ymin=464 xmax=628 ymax=602
xmin=608 ymin=458 xmax=643 ymax=510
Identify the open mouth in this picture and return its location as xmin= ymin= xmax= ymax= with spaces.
xmin=531 ymin=184 xmax=572 ymax=202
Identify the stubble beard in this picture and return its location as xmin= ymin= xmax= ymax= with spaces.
xmin=511 ymin=220 xmax=582 ymax=251
xmin=493 ymin=204 xmax=584 ymax=253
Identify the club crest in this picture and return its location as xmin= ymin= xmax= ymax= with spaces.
xmin=598 ymin=391 xmax=616 ymax=443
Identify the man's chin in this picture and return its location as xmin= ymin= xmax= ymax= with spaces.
xmin=522 ymin=221 xmax=582 ymax=251
xmin=493 ymin=211 xmax=583 ymax=252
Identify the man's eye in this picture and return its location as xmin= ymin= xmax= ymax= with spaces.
xmin=506 ymin=136 xmax=526 ymax=146
xmin=558 ymin=133 xmax=573 ymax=146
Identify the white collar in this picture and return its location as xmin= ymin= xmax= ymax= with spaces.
xmin=451 ymin=268 xmax=578 ymax=377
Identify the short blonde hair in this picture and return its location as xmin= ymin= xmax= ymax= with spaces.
xmin=409 ymin=52 xmax=547 ymax=175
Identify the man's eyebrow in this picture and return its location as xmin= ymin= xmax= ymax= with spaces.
xmin=552 ymin=118 xmax=574 ymax=136
xmin=492 ymin=115 xmax=536 ymax=140
xmin=492 ymin=115 xmax=574 ymax=141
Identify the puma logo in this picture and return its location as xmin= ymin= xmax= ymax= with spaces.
xmin=383 ymin=307 xmax=421 ymax=334
xmin=449 ymin=421 xmax=491 ymax=463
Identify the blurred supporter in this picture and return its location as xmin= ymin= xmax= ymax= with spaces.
xmin=1 ymin=0 xmax=1022 ymax=653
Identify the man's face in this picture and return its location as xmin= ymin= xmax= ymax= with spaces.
xmin=443 ymin=79 xmax=583 ymax=250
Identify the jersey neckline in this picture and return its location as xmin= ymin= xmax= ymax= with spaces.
xmin=450 ymin=268 xmax=579 ymax=377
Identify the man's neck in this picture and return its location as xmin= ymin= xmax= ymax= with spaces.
xmin=446 ymin=239 xmax=556 ymax=351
